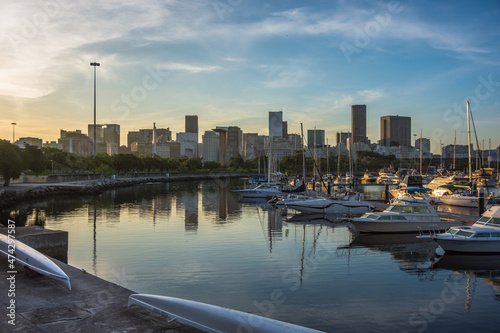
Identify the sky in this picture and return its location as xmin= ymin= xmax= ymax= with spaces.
xmin=1 ymin=0 xmax=500 ymax=154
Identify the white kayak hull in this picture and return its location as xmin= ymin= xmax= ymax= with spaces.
xmin=128 ymin=294 xmax=323 ymax=333
xmin=0 ymin=233 xmax=71 ymax=290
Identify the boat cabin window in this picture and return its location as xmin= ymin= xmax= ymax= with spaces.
xmin=456 ymin=230 xmax=474 ymax=238
xmin=476 ymin=216 xmax=490 ymax=225
xmin=413 ymin=206 xmax=431 ymax=214
xmin=388 ymin=206 xmax=413 ymax=213
xmin=448 ymin=229 xmax=459 ymax=235
xmin=474 ymin=233 xmax=490 ymax=238
xmin=391 ymin=216 xmax=407 ymax=220
xmin=488 ymin=218 xmax=500 ymax=226
xmin=366 ymin=215 xmax=379 ymax=220
xmin=490 ymin=232 xmax=500 ymax=238
xmin=379 ymin=216 xmax=392 ymax=220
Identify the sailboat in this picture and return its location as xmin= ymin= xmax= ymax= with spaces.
xmin=440 ymin=101 xmax=483 ymax=208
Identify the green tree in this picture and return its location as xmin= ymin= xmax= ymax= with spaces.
xmin=22 ymin=144 xmax=46 ymax=174
xmin=203 ymin=161 xmax=221 ymax=170
xmin=0 ymin=142 xmax=23 ymax=186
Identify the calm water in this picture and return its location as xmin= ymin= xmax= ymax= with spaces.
xmin=3 ymin=179 xmax=500 ymax=332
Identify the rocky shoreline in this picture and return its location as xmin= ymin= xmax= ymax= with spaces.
xmin=0 ymin=172 xmax=252 ymax=209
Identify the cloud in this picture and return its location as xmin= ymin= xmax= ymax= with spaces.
xmin=158 ymin=62 xmax=221 ymax=73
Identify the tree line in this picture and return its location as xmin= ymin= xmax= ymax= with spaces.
xmin=0 ymin=142 xmax=257 ymax=186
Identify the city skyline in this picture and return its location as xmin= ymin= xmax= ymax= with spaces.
xmin=1 ymin=1 xmax=500 ymax=153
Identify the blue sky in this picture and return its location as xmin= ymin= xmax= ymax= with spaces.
xmin=1 ymin=0 xmax=499 ymax=153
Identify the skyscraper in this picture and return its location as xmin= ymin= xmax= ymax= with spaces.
xmin=307 ymin=129 xmax=325 ymax=149
xmin=269 ymin=111 xmax=283 ymax=138
xmin=380 ymin=115 xmax=411 ymax=147
xmin=185 ymin=115 xmax=198 ymax=135
xmin=202 ymin=131 xmax=219 ymax=162
xmin=351 ymin=105 xmax=367 ymax=143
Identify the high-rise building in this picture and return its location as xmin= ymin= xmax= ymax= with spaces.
xmin=282 ymin=121 xmax=288 ymax=139
xmin=59 ymin=129 xmax=93 ymax=157
xmin=269 ymin=111 xmax=283 ymax=138
xmin=202 ymin=131 xmax=219 ymax=162
xmin=127 ymin=128 xmax=171 ymax=148
xmin=307 ymin=129 xmax=325 ymax=149
xmin=176 ymin=132 xmax=198 ymax=158
xmin=415 ymin=138 xmax=431 ymax=155
xmin=185 ymin=115 xmax=198 ymax=135
xmin=227 ymin=126 xmax=242 ymax=159
xmin=88 ymin=124 xmax=120 ymax=146
xmin=243 ymin=133 xmax=259 ymax=160
xmin=380 ymin=115 xmax=411 ymax=147
xmin=336 ymin=131 xmax=351 ymax=145
xmin=351 ymin=105 xmax=367 ymax=143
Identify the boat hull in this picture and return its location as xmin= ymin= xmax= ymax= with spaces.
xmin=439 ymin=196 xmax=479 ymax=208
xmin=128 ymin=294 xmax=323 ymax=333
xmin=349 ymin=220 xmax=459 ymax=233
xmin=232 ymin=189 xmax=282 ymax=198
xmin=433 ymin=238 xmax=500 ymax=253
xmin=0 ymin=233 xmax=71 ymax=289
xmin=286 ymin=199 xmax=374 ymax=214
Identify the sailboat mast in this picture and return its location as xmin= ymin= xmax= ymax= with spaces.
xmin=337 ymin=139 xmax=340 ymax=178
xmin=453 ymin=130 xmax=456 ymax=170
xmin=327 ymin=138 xmax=329 ymax=176
xmin=301 ymin=123 xmax=305 ymax=184
xmin=467 ymin=100 xmax=472 ymax=182
xmin=420 ymin=129 xmax=422 ymax=176
xmin=267 ymin=139 xmax=272 ymax=184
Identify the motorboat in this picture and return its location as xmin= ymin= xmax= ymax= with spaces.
xmin=440 ymin=192 xmax=482 ymax=208
xmin=376 ymin=172 xmax=397 ymax=184
xmin=232 ymin=183 xmax=282 ymax=198
xmin=270 ymin=194 xmax=316 ymax=207
xmin=422 ymin=206 xmax=500 ymax=253
xmin=284 ymin=194 xmax=374 ymax=214
xmin=389 ymin=187 xmax=441 ymax=205
xmin=360 ymin=172 xmax=377 ymax=184
xmin=349 ymin=199 xmax=460 ymax=233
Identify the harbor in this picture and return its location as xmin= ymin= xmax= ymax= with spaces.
xmin=1 ymin=178 xmax=499 ymax=332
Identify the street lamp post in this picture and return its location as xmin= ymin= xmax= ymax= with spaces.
xmin=90 ymin=62 xmax=100 ymax=156
xmin=11 ymin=122 xmax=16 ymax=144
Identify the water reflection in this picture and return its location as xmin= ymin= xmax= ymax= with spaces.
xmin=340 ymin=232 xmax=439 ymax=279
xmin=432 ymin=254 xmax=500 ymax=311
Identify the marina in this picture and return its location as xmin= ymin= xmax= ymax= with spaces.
xmin=1 ymin=178 xmax=499 ymax=332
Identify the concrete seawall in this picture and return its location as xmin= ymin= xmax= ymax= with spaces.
xmin=0 ymin=227 xmax=203 ymax=332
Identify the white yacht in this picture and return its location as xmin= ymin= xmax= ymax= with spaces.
xmin=271 ymin=194 xmax=316 ymax=207
xmin=284 ymin=195 xmax=374 ymax=214
xmin=439 ymin=192 xmax=481 ymax=208
xmin=422 ymin=206 xmax=500 ymax=253
xmin=232 ymin=183 xmax=282 ymax=198
xmin=376 ymin=172 xmax=397 ymax=184
xmin=349 ymin=199 xmax=459 ymax=233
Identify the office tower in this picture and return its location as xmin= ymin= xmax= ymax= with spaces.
xmin=415 ymin=138 xmax=431 ymax=155
xmin=282 ymin=121 xmax=288 ymax=139
xmin=227 ymin=126 xmax=242 ymax=159
xmin=202 ymin=131 xmax=219 ymax=162
xmin=380 ymin=115 xmax=411 ymax=147
xmin=336 ymin=131 xmax=351 ymax=145
xmin=213 ymin=127 xmax=227 ymax=165
xmin=176 ymin=132 xmax=198 ymax=158
xmin=185 ymin=115 xmax=198 ymax=135
xmin=351 ymin=105 xmax=367 ymax=143
xmin=307 ymin=129 xmax=325 ymax=149
xmin=269 ymin=111 xmax=283 ymax=138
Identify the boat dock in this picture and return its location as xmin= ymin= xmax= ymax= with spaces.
xmin=0 ymin=227 xmax=202 ymax=332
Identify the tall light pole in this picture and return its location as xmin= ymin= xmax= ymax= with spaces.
xmin=90 ymin=62 xmax=100 ymax=156
xmin=11 ymin=122 xmax=16 ymax=144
